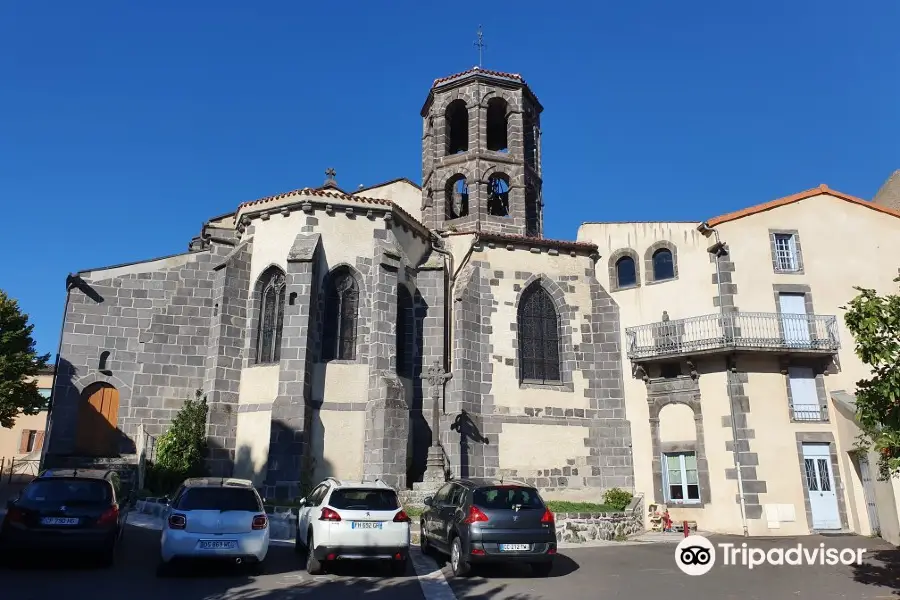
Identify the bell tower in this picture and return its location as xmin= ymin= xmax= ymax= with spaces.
xmin=420 ymin=67 xmax=544 ymax=237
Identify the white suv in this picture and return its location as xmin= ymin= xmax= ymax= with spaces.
xmin=294 ymin=478 xmax=410 ymax=575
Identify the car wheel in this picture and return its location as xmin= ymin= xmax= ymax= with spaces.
xmin=450 ymin=537 xmax=470 ymax=577
xmin=391 ymin=559 xmax=408 ymax=576
xmin=306 ymin=532 xmax=324 ymax=575
xmin=419 ymin=523 xmax=433 ymax=556
xmin=530 ymin=562 xmax=553 ymax=577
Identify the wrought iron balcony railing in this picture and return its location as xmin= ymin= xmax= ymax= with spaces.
xmin=790 ymin=404 xmax=829 ymax=422
xmin=625 ymin=312 xmax=840 ymax=360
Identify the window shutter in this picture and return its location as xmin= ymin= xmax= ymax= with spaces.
xmin=34 ymin=431 xmax=45 ymax=453
xmin=19 ymin=430 xmax=31 ymax=453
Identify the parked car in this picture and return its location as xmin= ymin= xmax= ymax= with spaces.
xmin=0 ymin=468 xmax=131 ymax=566
xmin=157 ymin=477 xmax=269 ymax=576
xmin=294 ymin=478 xmax=411 ymax=575
xmin=419 ymin=478 xmax=557 ymax=577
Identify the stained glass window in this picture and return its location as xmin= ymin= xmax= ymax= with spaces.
xmin=256 ymin=268 xmax=286 ymax=364
xmin=518 ymin=285 xmax=561 ymax=383
xmin=322 ymin=268 xmax=359 ymax=361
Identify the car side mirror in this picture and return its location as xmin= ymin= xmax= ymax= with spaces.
xmin=298 ymin=497 xmax=307 ymax=506
xmin=423 ymin=496 xmax=433 ymax=507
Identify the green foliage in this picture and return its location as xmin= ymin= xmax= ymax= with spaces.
xmin=602 ymin=487 xmax=634 ymax=511
xmin=151 ymin=389 xmax=209 ymax=490
xmin=0 ymin=290 xmax=51 ymax=429
xmin=842 ymin=277 xmax=900 ymax=479
xmin=544 ymin=500 xmax=618 ymax=513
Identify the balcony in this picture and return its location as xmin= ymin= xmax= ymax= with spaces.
xmin=625 ymin=312 xmax=840 ymax=362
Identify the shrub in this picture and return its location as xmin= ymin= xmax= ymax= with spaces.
xmin=148 ymin=389 xmax=209 ymax=494
xmin=602 ymin=487 xmax=633 ymax=511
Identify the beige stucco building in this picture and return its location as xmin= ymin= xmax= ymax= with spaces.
xmin=579 ymin=185 xmax=900 ymax=538
xmin=0 ymin=369 xmax=53 ymax=463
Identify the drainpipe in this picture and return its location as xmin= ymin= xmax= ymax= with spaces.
xmin=699 ymin=222 xmax=749 ymax=538
xmin=39 ymin=273 xmax=80 ymax=470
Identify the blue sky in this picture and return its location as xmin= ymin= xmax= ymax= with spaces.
xmin=1 ymin=1 xmax=898 ymax=356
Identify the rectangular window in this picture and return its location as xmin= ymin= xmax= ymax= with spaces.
xmin=788 ymin=366 xmax=823 ymax=421
xmin=773 ymin=233 xmax=800 ymax=272
xmin=664 ymin=452 xmax=701 ymax=504
xmin=26 ymin=430 xmax=37 ymax=452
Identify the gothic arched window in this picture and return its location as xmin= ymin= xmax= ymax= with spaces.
xmin=256 ymin=267 xmax=286 ymax=364
xmin=518 ymin=284 xmax=561 ymax=383
xmin=322 ymin=267 xmax=359 ymax=361
xmin=396 ymin=285 xmax=414 ymax=376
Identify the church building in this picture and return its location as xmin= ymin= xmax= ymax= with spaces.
xmin=44 ymin=67 xmax=635 ymax=502
xmin=43 ymin=64 xmax=900 ymax=540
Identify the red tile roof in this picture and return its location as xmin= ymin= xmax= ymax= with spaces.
xmin=236 ymin=187 xmax=427 ymax=232
xmin=705 ymin=184 xmax=900 ymax=227
xmin=432 ymin=67 xmax=525 ymax=88
xmin=444 ymin=231 xmax=597 ymax=252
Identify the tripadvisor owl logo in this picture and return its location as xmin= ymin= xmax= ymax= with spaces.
xmin=675 ymin=534 xmax=867 ymax=574
xmin=675 ymin=535 xmax=716 ymax=576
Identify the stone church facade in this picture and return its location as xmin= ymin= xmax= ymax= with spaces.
xmin=45 ymin=67 xmax=635 ymax=501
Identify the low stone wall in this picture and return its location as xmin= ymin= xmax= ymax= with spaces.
xmin=554 ymin=511 xmax=643 ymax=542
xmin=553 ymin=493 xmax=645 ymax=543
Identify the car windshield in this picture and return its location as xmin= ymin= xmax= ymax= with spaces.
xmin=328 ymin=489 xmax=399 ymax=511
xmin=175 ymin=487 xmax=262 ymax=512
xmin=473 ymin=486 xmax=544 ymax=510
xmin=22 ymin=479 xmax=111 ymax=505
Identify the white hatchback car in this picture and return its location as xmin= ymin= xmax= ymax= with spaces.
xmin=294 ymin=478 xmax=410 ymax=575
xmin=157 ymin=478 xmax=269 ymax=576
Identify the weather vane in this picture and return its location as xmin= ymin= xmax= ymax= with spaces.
xmin=474 ymin=25 xmax=485 ymax=67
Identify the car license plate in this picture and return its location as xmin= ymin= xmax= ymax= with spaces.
xmin=499 ymin=544 xmax=530 ymax=552
xmin=40 ymin=517 xmax=79 ymax=526
xmin=350 ymin=522 xmax=382 ymax=529
xmin=199 ymin=540 xmax=237 ymax=550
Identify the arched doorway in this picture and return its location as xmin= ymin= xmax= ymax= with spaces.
xmin=75 ymin=383 xmax=120 ymax=456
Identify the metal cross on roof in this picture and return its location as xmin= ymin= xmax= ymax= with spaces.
xmin=325 ymin=167 xmax=336 ymax=180
xmin=474 ymin=25 xmax=485 ymax=67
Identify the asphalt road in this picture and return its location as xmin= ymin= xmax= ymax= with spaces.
xmin=0 ymin=524 xmax=428 ymax=600
xmin=439 ymin=534 xmax=900 ymax=600
xmin=3 ymin=524 xmax=900 ymax=600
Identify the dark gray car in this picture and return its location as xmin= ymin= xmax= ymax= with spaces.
xmin=419 ymin=478 xmax=556 ymax=577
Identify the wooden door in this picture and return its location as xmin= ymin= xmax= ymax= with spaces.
xmin=75 ymin=383 xmax=120 ymax=456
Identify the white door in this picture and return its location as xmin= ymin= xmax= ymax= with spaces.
xmin=788 ymin=367 xmax=821 ymax=421
xmin=802 ymin=443 xmax=841 ymax=530
xmin=779 ymin=293 xmax=810 ymax=345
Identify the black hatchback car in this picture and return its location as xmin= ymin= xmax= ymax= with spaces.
xmin=0 ymin=469 xmax=130 ymax=566
xmin=419 ymin=478 xmax=556 ymax=577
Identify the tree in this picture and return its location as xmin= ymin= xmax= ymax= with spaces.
xmin=0 ymin=290 xmax=50 ymax=429
xmin=843 ymin=276 xmax=900 ymax=479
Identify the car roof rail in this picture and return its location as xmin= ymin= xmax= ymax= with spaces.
xmin=325 ymin=477 xmax=342 ymax=487
xmin=372 ymin=478 xmax=391 ymax=489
